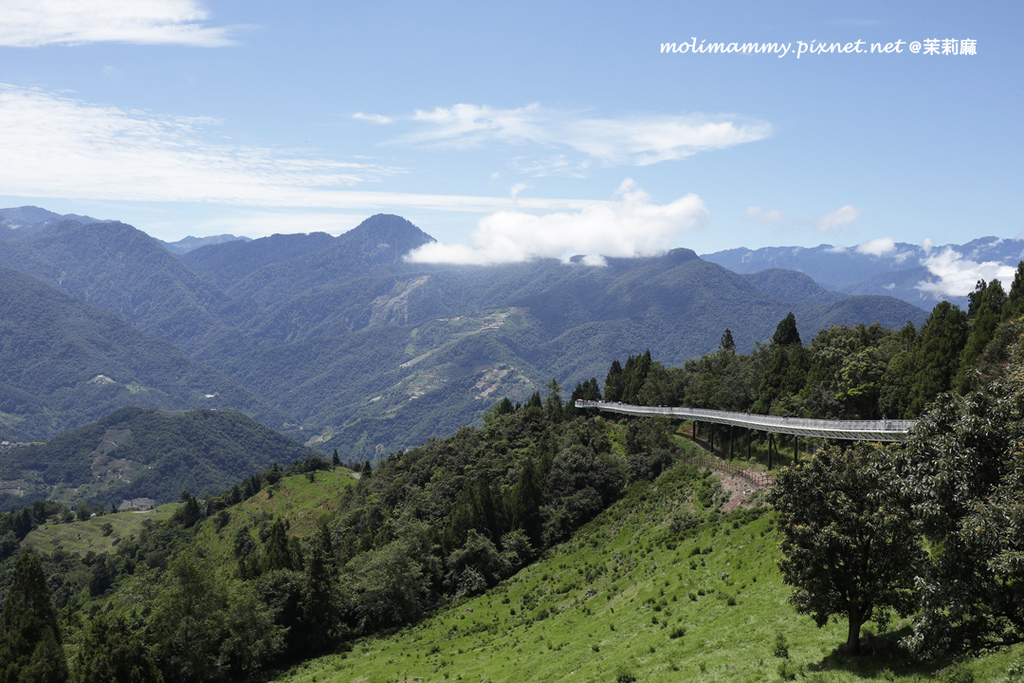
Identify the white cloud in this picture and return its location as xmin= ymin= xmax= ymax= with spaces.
xmin=916 ymin=247 xmax=1016 ymax=298
xmin=921 ymin=237 xmax=934 ymax=255
xmin=856 ymin=236 xmax=896 ymax=257
xmin=366 ymin=103 xmax=771 ymax=169
xmin=745 ymin=206 xmax=784 ymax=223
xmin=352 ymin=112 xmax=394 ymax=124
xmin=509 ymin=183 xmax=529 ymax=201
xmin=825 ymin=245 xmax=848 ymax=253
xmin=0 ymin=85 xmax=412 ymax=205
xmin=814 ymin=204 xmax=860 ymax=232
xmin=0 ymin=85 xmax=625 ymax=217
xmin=405 ymin=179 xmax=706 ymax=265
xmin=0 ymin=0 xmax=237 ymax=47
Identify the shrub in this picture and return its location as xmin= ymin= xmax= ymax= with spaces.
xmin=773 ymin=631 xmax=789 ymax=659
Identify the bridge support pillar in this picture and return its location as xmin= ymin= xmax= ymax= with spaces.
xmin=729 ymin=425 xmax=734 ymax=460
xmin=768 ymin=433 xmax=774 ymax=471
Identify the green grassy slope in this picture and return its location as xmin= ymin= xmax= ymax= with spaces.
xmin=272 ymin=461 xmax=1022 ymax=683
xmin=22 ymin=504 xmax=177 ymax=557
xmin=192 ymin=468 xmax=358 ymax=571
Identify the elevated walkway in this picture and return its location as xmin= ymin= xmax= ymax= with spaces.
xmin=574 ymin=400 xmax=915 ymax=442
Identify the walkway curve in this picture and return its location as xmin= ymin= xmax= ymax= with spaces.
xmin=574 ymin=400 xmax=916 ymax=442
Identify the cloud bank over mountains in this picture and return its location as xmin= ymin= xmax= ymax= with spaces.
xmin=407 ymin=180 xmax=706 ymax=265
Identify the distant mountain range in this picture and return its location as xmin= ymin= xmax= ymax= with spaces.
xmin=0 ymin=206 xmax=939 ymax=461
xmin=0 ymin=407 xmax=319 ymax=509
xmin=703 ymin=237 xmax=1024 ymax=309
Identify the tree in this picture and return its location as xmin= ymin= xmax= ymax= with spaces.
xmin=218 ymin=582 xmax=285 ymax=677
xmin=0 ymin=553 xmax=68 ymax=683
xmin=604 ymin=360 xmax=624 ymax=402
xmin=150 ymin=549 xmax=228 ymax=682
xmin=720 ymin=328 xmax=736 ymax=353
xmin=956 ymin=279 xmax=1006 ymax=391
xmin=769 ymin=444 xmax=925 ymax=655
xmin=299 ymin=523 xmax=342 ymax=655
xmin=73 ymin=615 xmax=162 ymax=683
xmin=1003 ymin=261 xmax=1024 ymax=321
xmin=907 ymin=301 xmax=968 ymax=415
xmin=896 ymin=349 xmax=1024 ymax=656
xmin=772 ymin=312 xmax=802 ymax=347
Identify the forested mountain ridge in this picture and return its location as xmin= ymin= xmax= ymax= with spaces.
xmin=0 ymin=208 xmax=929 ymax=459
xmin=0 ymin=219 xmax=252 ymax=355
xmin=0 ymin=266 xmax=286 ymax=442
xmin=0 ymin=407 xmax=321 ymax=509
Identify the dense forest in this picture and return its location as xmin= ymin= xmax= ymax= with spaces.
xmin=2 ymin=277 xmax=1024 ymax=680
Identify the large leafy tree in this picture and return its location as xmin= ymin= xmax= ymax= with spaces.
xmin=897 ymin=339 xmax=1024 ymax=657
xmin=769 ymin=444 xmax=925 ymax=655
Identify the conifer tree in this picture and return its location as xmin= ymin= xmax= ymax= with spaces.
xmin=0 ymin=553 xmax=68 ymax=683
xmin=1003 ymin=261 xmax=1024 ymax=321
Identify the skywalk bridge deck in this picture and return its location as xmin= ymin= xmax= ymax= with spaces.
xmin=574 ymin=400 xmax=916 ymax=443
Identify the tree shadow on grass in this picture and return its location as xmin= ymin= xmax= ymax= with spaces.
xmin=807 ymin=626 xmax=959 ymax=680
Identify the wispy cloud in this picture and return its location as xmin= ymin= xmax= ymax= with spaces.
xmin=405 ymin=179 xmax=707 ymax=265
xmin=814 ymin=204 xmax=860 ymax=232
xmin=0 ymin=84 xmax=624 ymax=216
xmin=352 ymin=112 xmax=394 ymax=124
xmin=360 ymin=103 xmax=772 ymax=170
xmin=0 ymin=0 xmax=238 ymax=47
xmin=745 ymin=206 xmax=784 ymax=223
xmin=0 ymin=84 xmax=399 ymax=206
xmin=916 ymin=247 xmax=1016 ymax=298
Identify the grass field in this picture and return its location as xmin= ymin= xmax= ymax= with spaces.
xmin=270 ymin=460 xmax=1024 ymax=683
xmin=22 ymin=504 xmax=178 ymax=557
xmin=192 ymin=468 xmax=358 ymax=569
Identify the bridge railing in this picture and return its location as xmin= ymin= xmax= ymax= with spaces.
xmin=575 ymin=400 xmax=915 ymax=442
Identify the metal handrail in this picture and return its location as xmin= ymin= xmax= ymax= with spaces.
xmin=575 ymin=400 xmax=915 ymax=442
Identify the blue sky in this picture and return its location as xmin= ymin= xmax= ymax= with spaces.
xmin=0 ymin=0 xmax=1019 ymax=272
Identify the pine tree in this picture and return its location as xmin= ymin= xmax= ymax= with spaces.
xmin=604 ymin=360 xmax=624 ymax=402
xmin=0 ymin=553 xmax=68 ymax=683
xmin=299 ymin=524 xmax=341 ymax=655
xmin=720 ymin=328 xmax=736 ymax=353
xmin=1003 ymin=262 xmax=1024 ymax=321
xmin=771 ymin=312 xmax=802 ymax=347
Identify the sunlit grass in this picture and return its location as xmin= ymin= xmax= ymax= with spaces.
xmin=268 ymin=458 xmax=1022 ymax=683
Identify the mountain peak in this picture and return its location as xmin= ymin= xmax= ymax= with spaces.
xmin=345 ymin=214 xmax=436 ymax=253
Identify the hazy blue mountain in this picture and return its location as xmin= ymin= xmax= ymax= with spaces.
xmin=0 ymin=219 xmax=253 ymax=355
xmin=0 ymin=266 xmax=288 ymax=442
xmin=205 ymin=245 xmax=926 ymax=459
xmin=179 ymin=231 xmax=334 ymax=289
xmin=224 ymin=214 xmax=436 ymax=305
xmin=0 ymin=206 xmax=101 ymax=239
xmin=742 ymin=269 xmax=844 ymax=304
xmin=0 ymin=407 xmax=318 ymax=509
xmin=1 ymin=207 xmax=930 ymax=461
xmin=159 ymin=233 xmax=251 ymax=255
xmin=703 ymin=237 xmax=1024 ymax=308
